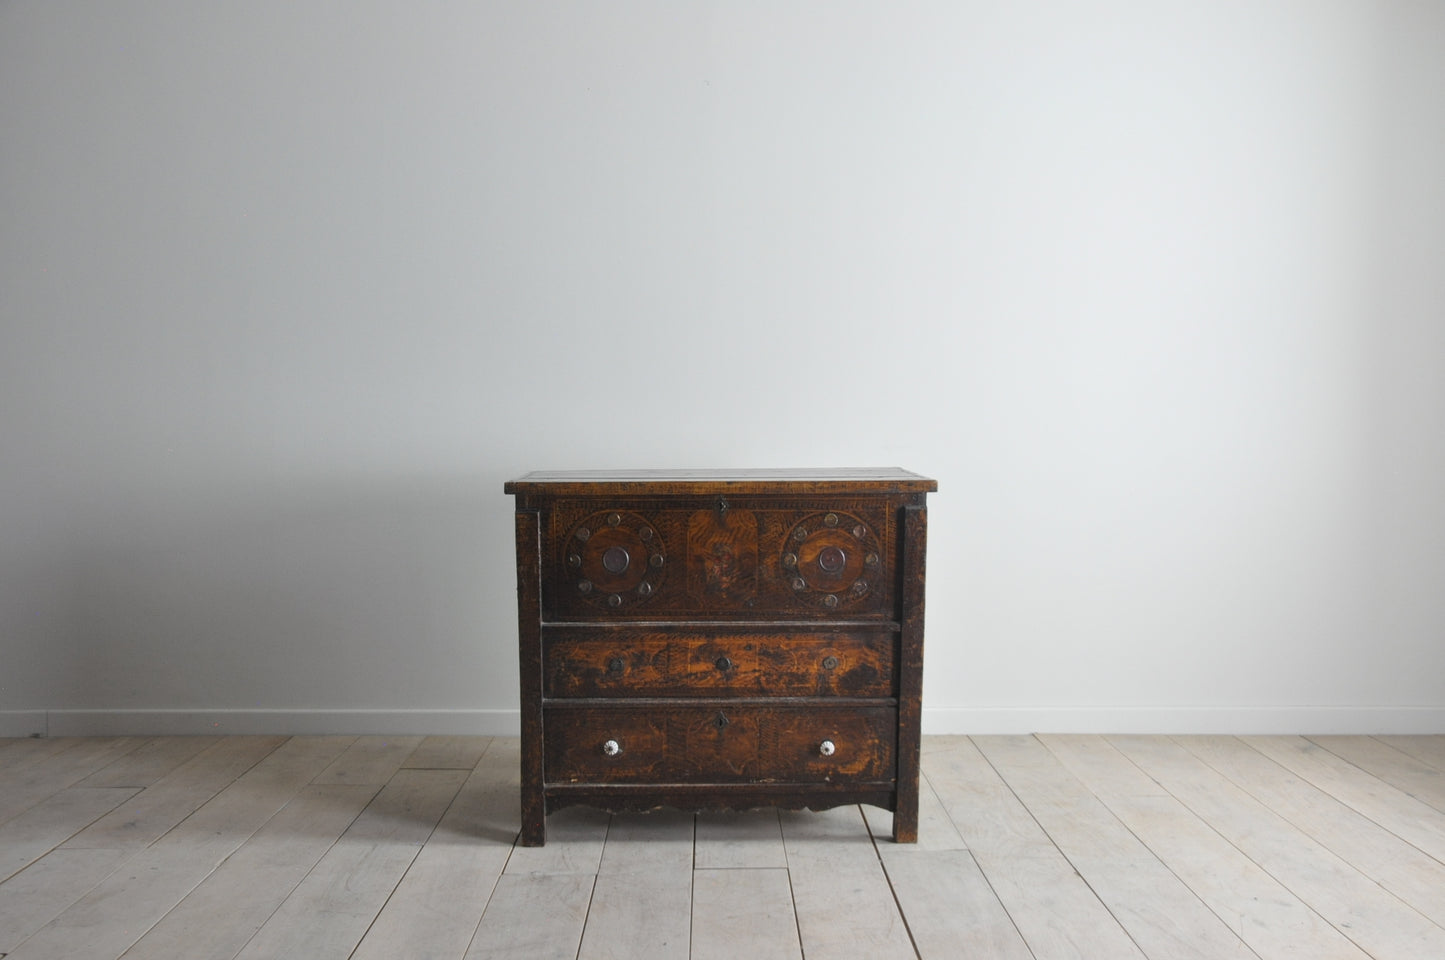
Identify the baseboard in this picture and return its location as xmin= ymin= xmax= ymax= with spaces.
xmin=921 ymin=705 xmax=1445 ymax=735
xmin=0 ymin=711 xmax=48 ymax=738
xmin=8 ymin=705 xmax=1442 ymax=739
xmin=37 ymin=709 xmax=521 ymax=737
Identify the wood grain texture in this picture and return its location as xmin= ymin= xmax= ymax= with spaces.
xmin=1375 ymin=735 xmax=1445 ymax=773
xmin=927 ymin=738 xmax=1147 ymax=960
xmin=975 ymin=735 xmax=1255 ymax=960
xmin=463 ymin=873 xmax=594 ymax=960
xmin=1114 ymin=735 xmax=1445 ymax=960
xmin=0 ymin=848 xmax=131 ymax=952
xmin=0 ymin=739 xmax=146 ymax=826
xmin=892 ymin=502 xmax=927 ymax=842
xmin=4 ymin=736 xmax=350 ymax=960
xmin=231 ymin=768 xmax=466 ymax=960
xmin=0 ymin=787 xmax=138 ymax=883
xmin=515 ymin=507 xmax=546 ymax=846
xmin=505 ymin=468 xmax=936 ymax=497
xmin=7 ymin=733 xmax=1438 ymax=960
xmin=579 ymin=811 xmax=695 ymax=960
xmin=1178 ymin=734 xmax=1445 ymax=930
xmin=509 ymin=471 xmax=930 ymax=843
xmin=75 ymin=737 xmax=220 ymax=788
xmin=401 ymin=734 xmax=493 ymax=770
xmin=59 ymin=736 xmax=286 ymax=850
xmin=541 ymin=500 xmax=896 ymax=621
xmin=544 ymin=630 xmax=894 ymax=699
xmin=350 ymin=738 xmax=518 ymax=960
xmin=881 ymin=850 xmax=1032 ymax=960
xmin=1044 ymin=735 xmax=1373 ymax=960
xmin=690 ymin=868 xmax=801 ymax=960
xmin=863 ymin=769 xmax=966 ymax=851
xmin=694 ymin=808 xmax=787 ymax=868
xmin=1246 ymin=735 xmax=1445 ymax=865
xmin=779 ymin=807 xmax=915 ymax=960
xmin=543 ymin=703 xmax=895 ymax=784
xmin=1309 ymin=734 xmax=1445 ymax=812
xmin=311 ymin=734 xmax=422 ymax=785
xmin=118 ymin=784 xmax=379 ymax=960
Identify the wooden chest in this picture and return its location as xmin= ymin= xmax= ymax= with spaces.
xmin=505 ymin=468 xmax=935 ymax=845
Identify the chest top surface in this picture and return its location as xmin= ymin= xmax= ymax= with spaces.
xmin=505 ymin=467 xmax=937 ymax=498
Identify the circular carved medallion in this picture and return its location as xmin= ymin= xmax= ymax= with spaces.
xmin=564 ymin=510 xmax=666 ymax=609
xmin=781 ymin=512 xmax=880 ymax=609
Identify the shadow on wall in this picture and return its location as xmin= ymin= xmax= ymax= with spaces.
xmin=6 ymin=474 xmax=521 ymax=716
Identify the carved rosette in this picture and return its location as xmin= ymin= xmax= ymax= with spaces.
xmin=564 ymin=510 xmax=667 ymax=609
xmin=780 ymin=511 xmax=881 ymax=609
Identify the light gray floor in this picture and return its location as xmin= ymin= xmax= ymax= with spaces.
xmin=2 ymin=733 xmax=1444 ymax=959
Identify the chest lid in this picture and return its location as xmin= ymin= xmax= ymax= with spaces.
xmin=505 ymin=468 xmax=936 ymax=498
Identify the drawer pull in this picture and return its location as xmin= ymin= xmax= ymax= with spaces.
xmin=715 ymin=656 xmax=733 ymax=672
xmin=602 ymin=739 xmax=622 ymax=757
xmin=607 ymin=657 xmax=625 ymax=674
xmin=819 ymin=739 xmax=836 ymax=757
xmin=601 ymin=545 xmax=631 ymax=574
xmin=821 ymin=656 xmax=839 ymax=671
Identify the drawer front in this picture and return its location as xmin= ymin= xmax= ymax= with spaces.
xmin=541 ymin=498 xmax=896 ymax=621
xmin=544 ymin=631 xmax=894 ymax=698
xmin=543 ymin=704 xmax=896 ymax=785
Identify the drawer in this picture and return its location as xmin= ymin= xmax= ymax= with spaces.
xmin=543 ymin=704 xmax=896 ymax=784
xmin=543 ymin=630 xmax=894 ymax=698
xmin=541 ymin=499 xmax=894 ymax=621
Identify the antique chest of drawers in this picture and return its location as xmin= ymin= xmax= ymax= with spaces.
xmin=504 ymin=468 xmax=935 ymax=845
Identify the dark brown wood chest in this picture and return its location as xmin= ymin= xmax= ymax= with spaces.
xmin=505 ymin=468 xmax=935 ymax=845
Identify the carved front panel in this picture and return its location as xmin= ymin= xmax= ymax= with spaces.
xmin=542 ymin=499 xmax=895 ymax=620
xmin=542 ymin=704 xmax=897 ymax=784
xmin=687 ymin=507 xmax=759 ymax=607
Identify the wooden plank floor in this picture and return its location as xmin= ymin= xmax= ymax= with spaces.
xmin=2 ymin=735 xmax=1444 ymax=959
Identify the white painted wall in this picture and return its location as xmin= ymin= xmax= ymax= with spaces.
xmin=2 ymin=1 xmax=1442 ymax=736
